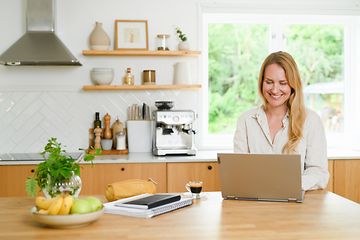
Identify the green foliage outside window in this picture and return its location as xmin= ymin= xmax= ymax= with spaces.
xmin=208 ymin=24 xmax=268 ymax=133
xmin=208 ymin=23 xmax=344 ymax=134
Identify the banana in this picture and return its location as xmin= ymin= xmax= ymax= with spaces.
xmin=38 ymin=209 xmax=49 ymax=215
xmin=35 ymin=196 xmax=54 ymax=210
xmin=58 ymin=194 xmax=73 ymax=215
xmin=47 ymin=195 xmax=64 ymax=215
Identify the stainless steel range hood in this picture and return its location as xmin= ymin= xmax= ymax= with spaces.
xmin=0 ymin=0 xmax=81 ymax=66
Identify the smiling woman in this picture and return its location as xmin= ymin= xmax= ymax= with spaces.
xmin=234 ymin=51 xmax=329 ymax=191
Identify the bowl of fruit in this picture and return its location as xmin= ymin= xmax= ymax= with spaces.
xmin=31 ymin=194 xmax=104 ymax=228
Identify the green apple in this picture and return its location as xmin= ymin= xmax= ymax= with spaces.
xmin=70 ymin=199 xmax=93 ymax=214
xmin=85 ymin=196 xmax=103 ymax=212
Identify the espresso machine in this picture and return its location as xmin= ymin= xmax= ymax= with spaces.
xmin=152 ymin=108 xmax=197 ymax=156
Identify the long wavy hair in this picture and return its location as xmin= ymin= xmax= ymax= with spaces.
xmin=258 ymin=51 xmax=306 ymax=154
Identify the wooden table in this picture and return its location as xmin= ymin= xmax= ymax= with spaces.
xmin=0 ymin=191 xmax=359 ymax=239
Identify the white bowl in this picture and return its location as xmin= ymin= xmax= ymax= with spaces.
xmin=101 ymin=139 xmax=113 ymax=150
xmin=90 ymin=68 xmax=114 ymax=85
xmin=31 ymin=207 xmax=104 ymax=228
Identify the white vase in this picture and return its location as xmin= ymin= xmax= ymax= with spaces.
xmin=174 ymin=62 xmax=191 ymax=85
xmin=178 ymin=41 xmax=190 ymax=51
xmin=89 ymin=22 xmax=111 ymax=50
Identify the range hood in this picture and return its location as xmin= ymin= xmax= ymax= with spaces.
xmin=0 ymin=0 xmax=81 ymax=66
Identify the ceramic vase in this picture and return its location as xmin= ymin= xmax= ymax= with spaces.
xmin=178 ymin=41 xmax=190 ymax=51
xmin=89 ymin=22 xmax=111 ymax=50
xmin=174 ymin=62 xmax=191 ymax=84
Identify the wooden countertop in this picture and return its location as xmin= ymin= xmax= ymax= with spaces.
xmin=1 ymin=150 xmax=359 ymax=166
xmin=0 ymin=191 xmax=359 ymax=239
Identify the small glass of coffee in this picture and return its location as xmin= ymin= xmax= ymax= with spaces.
xmin=185 ymin=181 xmax=203 ymax=199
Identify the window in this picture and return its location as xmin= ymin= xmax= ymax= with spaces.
xmin=201 ymin=13 xmax=360 ymax=150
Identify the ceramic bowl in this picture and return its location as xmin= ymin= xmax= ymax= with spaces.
xmin=90 ymin=68 xmax=114 ymax=85
xmin=101 ymin=139 xmax=113 ymax=150
xmin=31 ymin=207 xmax=104 ymax=228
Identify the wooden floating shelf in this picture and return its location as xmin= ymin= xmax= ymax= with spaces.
xmin=82 ymin=84 xmax=202 ymax=91
xmin=82 ymin=50 xmax=201 ymax=57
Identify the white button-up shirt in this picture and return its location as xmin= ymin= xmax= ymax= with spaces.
xmin=233 ymin=106 xmax=329 ymax=191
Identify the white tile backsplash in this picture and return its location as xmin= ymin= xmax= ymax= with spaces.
xmin=0 ymin=90 xmax=200 ymax=153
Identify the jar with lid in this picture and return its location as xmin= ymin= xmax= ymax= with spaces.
xmin=123 ymin=67 xmax=134 ymax=85
xmin=143 ymin=70 xmax=156 ymax=85
xmin=156 ymin=34 xmax=170 ymax=51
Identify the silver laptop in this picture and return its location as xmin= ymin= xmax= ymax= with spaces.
xmin=217 ymin=153 xmax=304 ymax=203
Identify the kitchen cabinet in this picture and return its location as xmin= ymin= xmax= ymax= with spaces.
xmin=1 ymin=159 xmax=356 ymax=202
xmin=327 ymin=160 xmax=334 ymax=192
xmin=167 ymin=162 xmax=221 ymax=192
xmin=0 ymin=165 xmax=37 ymax=197
xmin=79 ymin=163 xmax=167 ymax=195
xmin=333 ymin=159 xmax=360 ymax=203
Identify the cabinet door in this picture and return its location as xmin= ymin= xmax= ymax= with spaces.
xmin=80 ymin=163 xmax=167 ymax=195
xmin=0 ymin=165 xmax=37 ymax=197
xmin=334 ymin=160 xmax=360 ymax=203
xmin=167 ymin=162 xmax=220 ymax=193
xmin=327 ymin=160 xmax=334 ymax=192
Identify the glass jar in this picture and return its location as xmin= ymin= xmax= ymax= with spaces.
xmin=42 ymin=172 xmax=82 ymax=198
xmin=156 ymin=34 xmax=170 ymax=51
xmin=123 ymin=67 xmax=134 ymax=85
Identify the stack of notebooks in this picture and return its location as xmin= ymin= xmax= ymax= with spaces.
xmin=104 ymin=193 xmax=193 ymax=218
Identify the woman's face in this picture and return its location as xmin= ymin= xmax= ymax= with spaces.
xmin=262 ymin=63 xmax=291 ymax=109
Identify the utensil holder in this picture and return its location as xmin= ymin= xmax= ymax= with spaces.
xmin=127 ymin=120 xmax=153 ymax=152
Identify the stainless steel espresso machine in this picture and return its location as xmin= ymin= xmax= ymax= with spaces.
xmin=152 ymin=102 xmax=197 ymax=156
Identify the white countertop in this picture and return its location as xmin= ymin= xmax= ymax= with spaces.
xmin=1 ymin=149 xmax=360 ymax=165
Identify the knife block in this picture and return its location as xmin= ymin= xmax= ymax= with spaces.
xmin=127 ymin=120 xmax=153 ymax=153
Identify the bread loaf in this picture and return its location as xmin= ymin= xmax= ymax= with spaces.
xmin=105 ymin=178 xmax=157 ymax=201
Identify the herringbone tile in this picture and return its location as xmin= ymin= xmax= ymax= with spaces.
xmin=0 ymin=90 xmax=199 ymax=153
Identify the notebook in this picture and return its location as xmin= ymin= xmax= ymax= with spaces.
xmin=104 ymin=194 xmax=193 ymax=218
xmin=117 ymin=194 xmax=181 ymax=209
xmin=217 ymin=153 xmax=304 ymax=203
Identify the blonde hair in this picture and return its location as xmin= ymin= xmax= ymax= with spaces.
xmin=258 ymin=51 xmax=306 ymax=154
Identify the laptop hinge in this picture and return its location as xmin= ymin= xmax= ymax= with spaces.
xmin=225 ymin=196 xmax=258 ymax=201
xmin=287 ymin=198 xmax=297 ymax=202
xmin=224 ymin=195 xmax=236 ymax=200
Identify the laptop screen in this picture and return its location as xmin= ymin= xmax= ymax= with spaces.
xmin=217 ymin=153 xmax=303 ymax=202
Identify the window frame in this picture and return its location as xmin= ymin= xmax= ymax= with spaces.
xmin=200 ymin=13 xmax=360 ymax=150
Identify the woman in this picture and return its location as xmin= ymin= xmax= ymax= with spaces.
xmin=233 ymin=51 xmax=329 ymax=191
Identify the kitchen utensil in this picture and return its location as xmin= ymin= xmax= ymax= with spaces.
xmin=127 ymin=120 xmax=153 ymax=152
xmin=142 ymin=103 xmax=151 ymax=120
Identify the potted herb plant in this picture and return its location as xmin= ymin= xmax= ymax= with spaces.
xmin=25 ymin=138 xmax=98 ymax=198
xmin=176 ymin=27 xmax=190 ymax=51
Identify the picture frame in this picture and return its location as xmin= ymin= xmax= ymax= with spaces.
xmin=115 ymin=20 xmax=148 ymax=50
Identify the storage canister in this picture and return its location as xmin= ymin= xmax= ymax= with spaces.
xmin=143 ymin=70 xmax=156 ymax=85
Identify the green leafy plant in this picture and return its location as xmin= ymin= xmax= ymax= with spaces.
xmin=176 ymin=27 xmax=187 ymax=42
xmin=25 ymin=138 xmax=99 ymax=197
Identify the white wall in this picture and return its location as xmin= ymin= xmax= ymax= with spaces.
xmin=1 ymin=0 xmax=359 ymax=153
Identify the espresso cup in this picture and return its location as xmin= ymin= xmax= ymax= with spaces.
xmin=185 ymin=181 xmax=203 ymax=199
